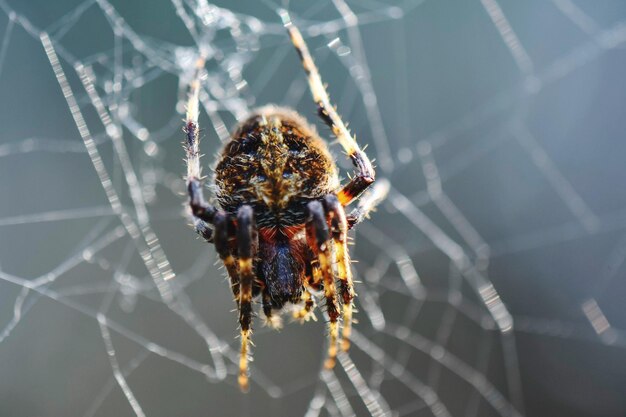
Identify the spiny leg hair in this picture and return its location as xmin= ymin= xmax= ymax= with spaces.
xmin=184 ymin=57 xmax=217 ymax=233
xmin=184 ymin=59 xmax=252 ymax=390
xmin=306 ymin=200 xmax=340 ymax=369
xmin=236 ymin=205 xmax=257 ymax=392
xmin=213 ymin=212 xmax=239 ymax=304
xmin=323 ymin=194 xmax=355 ymax=352
xmin=346 ymin=178 xmax=390 ymax=229
xmin=293 ymin=286 xmax=317 ymax=323
xmin=282 ymin=13 xmax=375 ymax=206
xmin=262 ymin=286 xmax=283 ymax=330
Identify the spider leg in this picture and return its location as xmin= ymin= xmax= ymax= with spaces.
xmin=306 ymin=200 xmax=340 ymax=369
xmin=308 ymin=262 xmax=323 ymax=291
xmin=184 ymin=57 xmax=217 ymax=228
xmin=293 ymin=285 xmax=317 ymax=323
xmin=236 ymin=205 xmax=258 ymax=392
xmin=346 ymin=179 xmax=390 ymax=230
xmin=323 ymin=195 xmax=355 ymax=352
xmin=213 ymin=212 xmax=239 ymax=304
xmin=284 ymin=16 xmax=375 ymax=206
xmin=262 ymin=286 xmax=282 ymax=330
xmin=193 ymin=218 xmax=213 ymax=243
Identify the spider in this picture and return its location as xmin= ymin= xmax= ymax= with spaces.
xmin=183 ymin=13 xmax=388 ymax=391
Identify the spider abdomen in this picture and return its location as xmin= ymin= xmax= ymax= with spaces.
xmin=214 ymin=106 xmax=340 ymax=224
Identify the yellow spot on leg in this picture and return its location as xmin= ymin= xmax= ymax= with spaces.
xmin=311 ymin=266 xmax=322 ymax=287
xmin=293 ymin=290 xmax=317 ymax=323
xmin=333 ymin=238 xmax=355 ymax=352
xmin=239 ymin=258 xmax=253 ymax=275
xmin=325 ymin=321 xmax=339 ymax=369
xmin=320 ymin=252 xmax=340 ymax=369
xmin=224 ymin=255 xmax=235 ymax=268
xmin=237 ymin=256 xmax=254 ymax=392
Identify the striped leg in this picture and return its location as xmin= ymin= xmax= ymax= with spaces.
xmin=283 ymin=15 xmax=375 ymax=206
xmin=184 ymin=57 xmax=218 ymax=232
xmin=324 ymin=195 xmax=355 ymax=352
xmin=346 ymin=178 xmax=390 ymax=229
xmin=308 ymin=263 xmax=323 ymax=292
xmin=213 ymin=212 xmax=239 ymax=304
xmin=193 ymin=218 xmax=214 ymax=243
xmin=262 ymin=286 xmax=282 ymax=329
xmin=306 ymin=201 xmax=340 ymax=369
xmin=293 ymin=286 xmax=317 ymax=323
xmin=236 ymin=205 xmax=257 ymax=392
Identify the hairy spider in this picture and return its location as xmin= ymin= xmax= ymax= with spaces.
xmin=183 ymin=14 xmax=389 ymax=391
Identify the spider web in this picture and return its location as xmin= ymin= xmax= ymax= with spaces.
xmin=1 ymin=0 xmax=625 ymax=416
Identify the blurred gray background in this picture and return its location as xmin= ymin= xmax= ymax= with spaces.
xmin=0 ymin=0 xmax=625 ymax=416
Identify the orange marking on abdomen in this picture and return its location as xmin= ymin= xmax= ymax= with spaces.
xmin=258 ymin=225 xmax=308 ymax=269
xmin=259 ymin=225 xmax=304 ymax=242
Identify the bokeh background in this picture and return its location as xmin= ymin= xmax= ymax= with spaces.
xmin=0 ymin=0 xmax=625 ymax=416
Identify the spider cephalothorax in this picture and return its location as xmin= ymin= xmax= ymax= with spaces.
xmin=183 ymin=14 xmax=388 ymax=391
